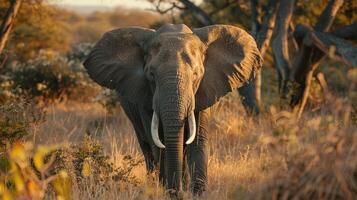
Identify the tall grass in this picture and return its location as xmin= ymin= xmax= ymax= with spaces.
xmin=24 ymin=85 xmax=354 ymax=199
xmin=1 ymin=68 xmax=356 ymax=199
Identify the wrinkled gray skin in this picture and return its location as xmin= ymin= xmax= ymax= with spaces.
xmin=84 ymin=24 xmax=262 ymax=196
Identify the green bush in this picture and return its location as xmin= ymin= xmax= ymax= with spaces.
xmin=10 ymin=52 xmax=78 ymax=102
xmin=3 ymin=46 xmax=99 ymax=104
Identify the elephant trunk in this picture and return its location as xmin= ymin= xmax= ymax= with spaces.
xmin=159 ymin=72 xmax=191 ymax=193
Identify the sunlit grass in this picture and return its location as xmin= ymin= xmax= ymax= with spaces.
xmin=2 ymin=72 xmax=356 ymax=199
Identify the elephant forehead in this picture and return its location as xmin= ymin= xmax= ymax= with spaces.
xmin=150 ymin=33 xmax=205 ymax=50
xmin=157 ymin=24 xmax=193 ymax=34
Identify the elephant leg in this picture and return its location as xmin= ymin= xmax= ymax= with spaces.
xmin=120 ymin=99 xmax=157 ymax=174
xmin=186 ymin=110 xmax=209 ymax=195
xmin=141 ymin=142 xmax=156 ymax=173
xmin=129 ymin=122 xmax=156 ymax=174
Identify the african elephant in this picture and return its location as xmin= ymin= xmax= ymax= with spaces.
xmin=83 ymin=24 xmax=262 ymax=196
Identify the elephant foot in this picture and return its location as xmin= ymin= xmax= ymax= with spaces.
xmin=192 ymin=180 xmax=206 ymax=196
xmin=146 ymin=169 xmax=159 ymax=183
xmin=166 ymin=189 xmax=184 ymax=200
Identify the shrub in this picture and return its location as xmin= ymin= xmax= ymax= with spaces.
xmin=247 ymin=97 xmax=357 ymax=200
xmin=0 ymin=135 xmax=140 ymax=199
xmin=0 ymin=97 xmax=44 ymax=149
xmin=93 ymin=89 xmax=121 ymax=114
xmin=53 ymin=135 xmax=141 ymax=188
xmin=67 ymin=43 xmax=95 ymax=63
xmin=6 ymin=49 xmax=99 ymax=104
xmin=10 ymin=51 xmax=77 ymax=102
xmin=0 ymin=142 xmax=71 ymax=200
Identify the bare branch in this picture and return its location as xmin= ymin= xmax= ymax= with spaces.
xmin=256 ymin=0 xmax=277 ymax=56
xmin=310 ymin=31 xmax=357 ymax=67
xmin=314 ymin=0 xmax=344 ymax=32
xmin=289 ymin=0 xmax=344 ymax=113
xmin=296 ymin=22 xmax=357 ymax=41
xmin=178 ymin=0 xmax=213 ymax=26
xmin=250 ymin=0 xmax=262 ymax=37
xmin=209 ymin=0 xmax=237 ymax=17
xmin=148 ymin=0 xmax=213 ymax=26
xmin=333 ymin=22 xmax=357 ymax=40
xmin=148 ymin=0 xmax=186 ymax=15
xmin=250 ymin=0 xmax=278 ymax=109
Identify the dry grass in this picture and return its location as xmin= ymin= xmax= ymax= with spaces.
xmin=27 ymin=91 xmax=356 ymax=200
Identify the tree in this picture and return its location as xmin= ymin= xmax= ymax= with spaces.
xmin=0 ymin=0 xmax=22 ymax=62
xmin=271 ymin=0 xmax=356 ymax=118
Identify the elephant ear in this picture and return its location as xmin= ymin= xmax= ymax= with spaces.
xmin=83 ymin=27 xmax=155 ymax=104
xmin=194 ymin=25 xmax=262 ymax=111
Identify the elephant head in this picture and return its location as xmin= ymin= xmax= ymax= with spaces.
xmin=83 ymin=24 xmax=262 ymax=192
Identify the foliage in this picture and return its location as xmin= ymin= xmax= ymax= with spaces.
xmin=248 ymin=99 xmax=357 ymax=199
xmin=1 ymin=42 xmax=121 ymax=110
xmin=53 ymin=135 xmax=141 ymax=191
xmin=0 ymin=1 xmax=162 ymax=63
xmin=0 ymin=1 xmax=72 ymax=61
xmin=0 ymin=142 xmax=71 ymax=200
xmin=8 ymin=52 xmax=78 ymax=103
xmin=2 ymin=47 xmax=98 ymax=104
xmin=0 ymin=114 xmax=140 ymax=199
xmin=0 ymin=97 xmax=44 ymax=149
xmin=295 ymin=0 xmax=356 ymax=26
xmin=67 ymin=42 xmax=95 ymax=63
xmin=93 ymin=89 xmax=121 ymax=114
xmin=173 ymin=0 xmax=355 ymax=29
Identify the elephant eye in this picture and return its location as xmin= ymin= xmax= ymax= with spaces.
xmin=181 ymin=52 xmax=192 ymax=66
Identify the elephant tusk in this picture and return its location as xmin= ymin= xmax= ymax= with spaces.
xmin=151 ymin=111 xmax=165 ymax=148
xmin=186 ymin=111 xmax=196 ymax=145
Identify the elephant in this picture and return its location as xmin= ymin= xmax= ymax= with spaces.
xmin=83 ymin=24 xmax=262 ymax=196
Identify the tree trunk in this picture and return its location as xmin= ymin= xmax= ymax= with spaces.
xmin=289 ymin=0 xmax=344 ymax=118
xmin=271 ymin=0 xmax=295 ymax=97
xmin=250 ymin=0 xmax=261 ymax=37
xmin=255 ymin=0 xmax=277 ymax=56
xmin=249 ymin=0 xmax=278 ymax=110
xmin=0 ymin=0 xmax=23 ymax=57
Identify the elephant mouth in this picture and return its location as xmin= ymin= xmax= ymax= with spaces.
xmin=151 ymin=111 xmax=196 ymax=148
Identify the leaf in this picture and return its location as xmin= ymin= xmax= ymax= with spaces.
xmin=81 ymin=158 xmax=91 ymax=177
xmin=9 ymin=142 xmax=30 ymax=168
xmin=27 ymin=180 xmax=44 ymax=199
xmin=33 ymin=145 xmax=56 ymax=172
xmin=12 ymin=172 xmax=25 ymax=192
xmin=0 ymin=183 xmax=13 ymax=200
xmin=52 ymin=170 xmax=71 ymax=200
